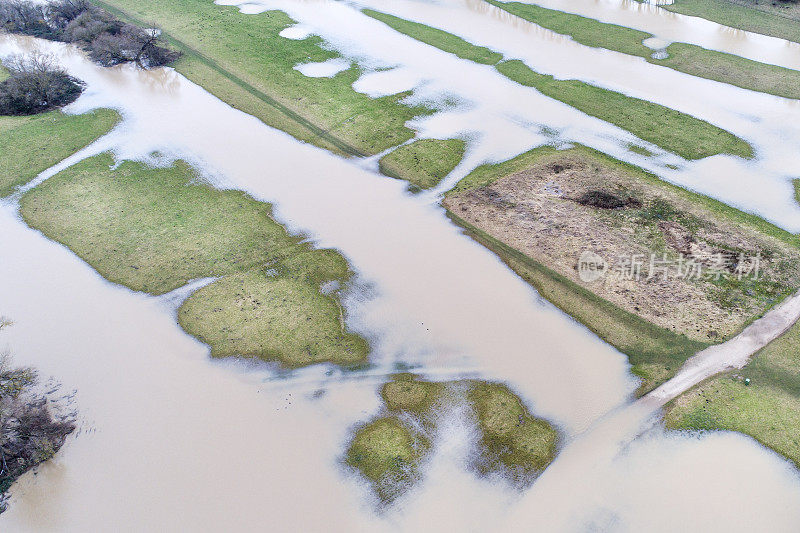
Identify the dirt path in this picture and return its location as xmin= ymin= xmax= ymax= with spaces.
xmin=643 ymin=287 xmax=800 ymax=406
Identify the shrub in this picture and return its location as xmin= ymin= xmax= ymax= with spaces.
xmin=0 ymin=54 xmax=85 ymax=116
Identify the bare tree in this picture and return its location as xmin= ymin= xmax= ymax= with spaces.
xmin=0 ymin=54 xmax=84 ymax=115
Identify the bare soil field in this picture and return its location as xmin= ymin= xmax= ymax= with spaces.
xmin=444 ymin=146 xmax=800 ymax=342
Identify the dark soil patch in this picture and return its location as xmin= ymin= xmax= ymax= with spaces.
xmin=575 ymin=189 xmax=641 ymax=209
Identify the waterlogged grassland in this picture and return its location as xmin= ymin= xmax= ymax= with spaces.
xmin=346 ymin=375 xmax=557 ymax=501
xmin=0 ymin=109 xmax=119 ymax=197
xmin=469 ymin=382 xmax=557 ymax=483
xmin=378 ymin=139 xmax=466 ymax=189
xmin=666 ymin=0 xmax=800 ymax=44
xmin=445 ymin=145 xmax=800 ymax=393
xmin=488 ymin=0 xmax=800 ymax=101
xmin=496 ymin=60 xmax=752 ymax=160
xmin=90 ymin=0 xmax=431 ymax=159
xmin=363 ymin=8 xmax=752 ymax=160
xmin=666 ymin=320 xmax=800 ymax=467
xmin=19 ymin=154 xmax=367 ymax=367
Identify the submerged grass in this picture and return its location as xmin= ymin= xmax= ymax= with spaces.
xmin=665 ymin=319 xmax=800 ymax=467
xmin=489 ymin=0 xmax=800 ymax=101
xmin=378 ymin=138 xmax=466 ymax=189
xmin=19 ymin=153 xmax=367 ymax=367
xmin=0 ymin=109 xmax=119 ymax=197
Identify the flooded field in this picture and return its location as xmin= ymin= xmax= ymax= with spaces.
xmin=2 ymin=0 xmax=800 ymax=530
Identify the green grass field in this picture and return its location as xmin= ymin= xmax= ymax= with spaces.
xmin=378 ymin=138 xmax=466 ymax=189
xmin=665 ymin=0 xmax=800 ymax=44
xmin=20 ymin=153 xmax=368 ymax=367
xmin=665 ymin=319 xmax=800 ymax=467
xmin=89 ymin=0 xmax=469 ymax=185
xmin=364 ymin=8 xmax=752 ymax=160
xmin=488 ymin=0 xmax=800 ymax=101
xmin=0 ymin=109 xmax=119 ymax=197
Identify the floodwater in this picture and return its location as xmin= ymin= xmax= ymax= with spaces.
xmin=1 ymin=0 xmax=800 ymax=529
xmin=223 ymin=0 xmax=800 ymax=230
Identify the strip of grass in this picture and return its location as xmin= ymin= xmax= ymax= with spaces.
xmin=484 ymin=0 xmax=652 ymax=58
xmin=665 ymin=319 xmax=800 ymax=467
xmin=19 ymin=153 xmax=367 ymax=367
xmin=496 ymin=60 xmax=752 ymax=160
xmin=90 ymin=0 xmax=431 ymax=158
xmin=363 ymin=8 xmax=752 ymax=160
xmin=665 ymin=0 xmax=800 ymax=44
xmin=0 ymin=109 xmax=119 ymax=197
xmin=362 ymin=9 xmax=502 ymax=64
xmin=469 ymin=382 xmax=557 ymax=481
xmin=378 ymin=139 xmax=466 ymax=189
xmin=489 ymin=0 xmax=800 ymax=101
xmin=656 ymin=43 xmax=800 ymax=100
xmin=447 ymin=209 xmax=706 ymax=393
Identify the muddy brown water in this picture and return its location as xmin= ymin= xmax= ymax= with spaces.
xmin=2 ymin=8 xmax=800 ymax=530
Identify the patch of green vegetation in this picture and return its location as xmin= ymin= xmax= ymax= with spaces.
xmin=20 ymin=153 xmax=367 ymax=367
xmin=497 ymin=60 xmax=753 ymax=160
xmin=0 ymin=109 xmax=119 ymax=197
xmin=656 ymin=43 xmax=800 ymax=100
xmin=346 ymin=416 xmax=428 ymax=503
xmin=665 ymin=0 xmax=800 ymax=44
xmin=469 ymin=382 xmax=557 ymax=483
xmin=362 ymin=9 xmax=502 ymax=64
xmin=378 ymin=139 xmax=466 ymax=189
xmin=490 ymin=0 xmax=800 ymax=101
xmin=627 ymin=143 xmax=654 ymax=157
xmin=381 ymin=374 xmax=445 ymax=415
xmin=665 ymin=319 xmax=800 ymax=467
xmin=90 ymin=0 xmax=432 ymax=159
xmin=485 ymin=0 xmax=652 ymax=57
xmin=795 ymin=179 xmax=800 ymax=207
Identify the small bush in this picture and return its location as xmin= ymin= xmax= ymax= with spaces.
xmin=0 ymin=54 xmax=85 ymax=116
xmin=0 ymin=0 xmax=181 ymax=68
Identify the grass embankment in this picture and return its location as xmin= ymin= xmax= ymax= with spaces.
xmin=346 ymin=375 xmax=557 ymax=502
xmin=378 ymin=139 xmax=466 ymax=189
xmin=19 ymin=153 xmax=367 ymax=367
xmin=665 ymin=0 xmax=800 ymax=44
xmin=487 ymin=0 xmax=800 ymax=101
xmin=363 ymin=8 xmax=752 ymax=160
xmin=665 ymin=320 xmax=800 ymax=467
xmin=444 ymin=145 xmax=800 ymax=393
xmin=0 ymin=109 xmax=119 ymax=197
xmin=90 ymin=0 xmax=467 ymax=184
